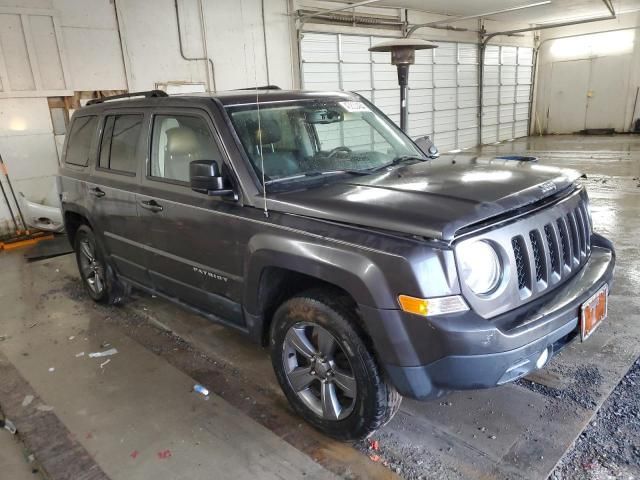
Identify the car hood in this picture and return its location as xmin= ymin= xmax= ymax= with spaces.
xmin=267 ymin=155 xmax=582 ymax=241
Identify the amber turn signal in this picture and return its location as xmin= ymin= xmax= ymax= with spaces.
xmin=398 ymin=295 xmax=429 ymax=316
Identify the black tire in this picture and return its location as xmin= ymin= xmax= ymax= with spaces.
xmin=270 ymin=289 xmax=401 ymax=441
xmin=74 ymin=225 xmax=128 ymax=305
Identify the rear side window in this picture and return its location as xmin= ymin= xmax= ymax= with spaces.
xmin=65 ymin=116 xmax=98 ymax=166
xmin=99 ymin=114 xmax=143 ymax=174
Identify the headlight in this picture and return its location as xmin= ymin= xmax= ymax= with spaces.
xmin=457 ymin=240 xmax=502 ymax=295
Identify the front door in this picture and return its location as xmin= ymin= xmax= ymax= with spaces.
xmin=138 ymin=109 xmax=245 ymax=326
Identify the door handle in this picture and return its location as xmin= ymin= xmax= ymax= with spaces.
xmin=139 ymin=199 xmax=163 ymax=212
xmin=89 ymin=187 xmax=105 ymax=198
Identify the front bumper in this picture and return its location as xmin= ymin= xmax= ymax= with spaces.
xmin=361 ymin=234 xmax=615 ymax=400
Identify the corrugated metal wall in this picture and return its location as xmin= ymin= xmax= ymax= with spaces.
xmin=300 ymin=32 xmax=534 ymax=152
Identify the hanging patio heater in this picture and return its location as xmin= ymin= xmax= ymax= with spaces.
xmin=369 ymin=39 xmax=438 ymax=132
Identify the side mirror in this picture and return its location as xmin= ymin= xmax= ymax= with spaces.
xmin=190 ymin=160 xmax=234 ymax=197
xmin=415 ymin=135 xmax=439 ymax=159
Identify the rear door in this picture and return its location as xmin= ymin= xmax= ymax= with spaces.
xmin=138 ymin=107 xmax=245 ymax=326
xmin=88 ymin=109 xmax=149 ymax=285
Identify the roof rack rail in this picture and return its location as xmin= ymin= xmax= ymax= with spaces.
xmin=86 ymin=90 xmax=169 ymax=106
xmin=235 ymin=85 xmax=281 ymax=91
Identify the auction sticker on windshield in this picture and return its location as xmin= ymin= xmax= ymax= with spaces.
xmin=581 ymin=284 xmax=608 ymax=341
xmin=339 ymin=101 xmax=370 ymax=113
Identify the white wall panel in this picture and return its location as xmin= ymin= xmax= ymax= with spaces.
xmin=408 ymin=64 xmax=432 ymax=89
xmin=409 ymin=89 xmax=432 ymax=113
xmin=482 ymin=86 xmax=499 ymax=106
xmin=458 ymin=128 xmax=478 ymax=149
xmin=500 ymin=66 xmax=516 ymax=85
xmin=340 ymin=35 xmax=370 ymax=63
xmin=482 ymin=125 xmax=498 ymax=143
xmin=514 ymin=120 xmax=529 ymax=138
xmin=63 ymin=28 xmax=127 ymax=90
xmin=302 ymin=63 xmax=339 ymax=90
xmin=433 ymin=64 xmax=456 ymax=88
xmin=434 ymin=109 xmax=456 ymax=133
xmin=434 ymin=87 xmax=456 ymax=111
xmin=432 ymin=130 xmax=456 ymax=151
xmin=499 ymin=122 xmax=514 ymax=140
xmin=500 ymin=85 xmax=515 ymax=104
xmin=372 ymin=63 xmax=397 ymax=89
xmin=483 ymin=66 xmax=499 ymax=86
xmin=499 ymin=104 xmax=515 ymax=123
xmin=482 ymin=105 xmax=498 ymax=125
xmin=300 ymin=33 xmax=338 ymax=62
xmin=457 ymin=64 xmax=477 ymax=86
xmin=341 ymin=63 xmax=371 ymax=91
xmin=458 ymin=108 xmax=477 ymax=129
xmin=482 ymin=45 xmax=533 ymax=143
xmin=458 ymin=87 xmax=478 ymax=108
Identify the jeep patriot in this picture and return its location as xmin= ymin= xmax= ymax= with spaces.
xmin=58 ymin=89 xmax=615 ymax=440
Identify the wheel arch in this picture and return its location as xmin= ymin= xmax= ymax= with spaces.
xmin=242 ymin=234 xmax=396 ymax=345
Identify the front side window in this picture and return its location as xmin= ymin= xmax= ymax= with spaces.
xmin=99 ymin=114 xmax=143 ymax=174
xmin=150 ymin=114 xmax=220 ymax=183
xmin=226 ymin=99 xmax=422 ymax=187
xmin=65 ymin=115 xmax=98 ymax=166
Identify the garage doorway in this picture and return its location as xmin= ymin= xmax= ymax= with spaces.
xmin=547 ymin=54 xmax=632 ymax=133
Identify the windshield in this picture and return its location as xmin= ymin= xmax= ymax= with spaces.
xmin=226 ymin=99 xmax=423 ymax=186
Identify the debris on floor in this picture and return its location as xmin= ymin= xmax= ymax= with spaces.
xmin=88 ymin=348 xmax=118 ymax=358
xmin=157 ymin=449 xmax=172 ymax=460
xmin=193 ymin=384 xmax=209 ymax=397
xmin=99 ymin=359 xmax=111 ymax=369
xmin=21 ymin=395 xmax=33 ymax=407
xmin=1 ymin=418 xmax=17 ymax=434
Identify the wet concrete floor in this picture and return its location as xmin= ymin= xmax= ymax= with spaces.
xmin=0 ymin=134 xmax=638 ymax=479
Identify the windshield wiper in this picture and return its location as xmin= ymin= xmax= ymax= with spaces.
xmin=365 ymin=155 xmax=426 ymax=174
xmin=264 ymin=169 xmax=367 ymax=185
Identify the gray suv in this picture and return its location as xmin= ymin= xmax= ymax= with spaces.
xmin=58 ymin=89 xmax=615 ymax=440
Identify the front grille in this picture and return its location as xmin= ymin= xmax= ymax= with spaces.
xmin=456 ymin=189 xmax=592 ymax=319
xmin=510 ymin=196 xmax=591 ymax=295
xmin=544 ymin=224 xmax=559 ymax=274
xmin=512 ymin=236 xmax=529 ymax=290
xmin=529 ymin=230 xmax=546 ymax=282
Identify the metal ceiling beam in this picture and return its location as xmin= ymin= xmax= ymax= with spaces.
xmin=299 ymin=0 xmax=384 ymax=21
xmin=481 ymin=0 xmax=616 ymax=40
xmin=406 ymin=0 xmax=551 ymax=37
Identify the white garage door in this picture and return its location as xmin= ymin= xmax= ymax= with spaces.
xmin=300 ymin=32 xmax=533 ymax=151
xmin=481 ymin=45 xmax=533 ymax=143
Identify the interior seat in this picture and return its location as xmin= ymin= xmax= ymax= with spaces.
xmin=164 ymin=127 xmax=200 ymax=182
xmin=249 ymin=118 xmax=300 ymax=179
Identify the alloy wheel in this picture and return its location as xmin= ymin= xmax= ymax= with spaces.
xmin=79 ymin=238 xmax=105 ymax=295
xmin=282 ymin=322 xmax=357 ymax=421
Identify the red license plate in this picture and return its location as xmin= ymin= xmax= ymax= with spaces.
xmin=581 ymin=284 xmax=608 ymax=341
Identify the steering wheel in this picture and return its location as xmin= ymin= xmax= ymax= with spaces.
xmin=327 ymin=146 xmax=352 ymax=158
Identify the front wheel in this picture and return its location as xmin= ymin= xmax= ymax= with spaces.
xmin=270 ymin=290 xmax=401 ymax=441
xmin=74 ymin=225 xmax=127 ymax=305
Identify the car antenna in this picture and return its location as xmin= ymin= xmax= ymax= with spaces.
xmin=252 ymin=34 xmax=269 ymax=218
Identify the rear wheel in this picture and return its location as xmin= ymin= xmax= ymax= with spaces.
xmin=270 ymin=290 xmax=401 ymax=440
xmin=74 ymin=225 xmax=127 ymax=304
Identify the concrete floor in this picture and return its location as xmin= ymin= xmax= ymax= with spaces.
xmin=0 ymin=133 xmax=638 ymax=479
xmin=0 ymin=429 xmax=39 ymax=479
